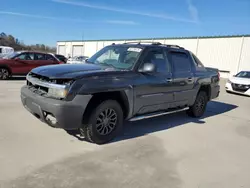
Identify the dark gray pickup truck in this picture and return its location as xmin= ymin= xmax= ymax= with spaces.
xmin=20 ymin=42 xmax=220 ymax=144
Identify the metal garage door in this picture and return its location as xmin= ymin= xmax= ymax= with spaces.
xmin=72 ymin=45 xmax=83 ymax=57
xmin=58 ymin=45 xmax=65 ymax=56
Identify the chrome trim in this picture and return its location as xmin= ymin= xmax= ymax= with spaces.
xmin=129 ymin=107 xmax=189 ymax=121
xmin=26 ymin=74 xmax=67 ymax=89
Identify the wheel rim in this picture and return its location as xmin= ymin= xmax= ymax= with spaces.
xmin=96 ymin=108 xmax=117 ymax=135
xmin=0 ymin=69 xmax=9 ymax=79
xmin=195 ymin=96 xmax=205 ymax=114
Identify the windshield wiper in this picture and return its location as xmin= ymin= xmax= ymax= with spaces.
xmin=100 ymin=63 xmax=116 ymax=69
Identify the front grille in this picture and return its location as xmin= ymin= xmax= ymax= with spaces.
xmin=231 ymin=83 xmax=249 ymax=92
xmin=26 ymin=72 xmax=73 ymax=100
xmin=27 ymin=79 xmax=49 ymax=96
xmin=26 ymin=72 xmax=54 ymax=97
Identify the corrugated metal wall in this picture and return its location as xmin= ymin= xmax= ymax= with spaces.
xmin=57 ymin=36 xmax=250 ymax=78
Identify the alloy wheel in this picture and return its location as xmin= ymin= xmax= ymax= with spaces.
xmin=0 ymin=68 xmax=9 ymax=80
xmin=195 ymin=96 xmax=205 ymax=114
xmin=96 ymin=108 xmax=117 ymax=135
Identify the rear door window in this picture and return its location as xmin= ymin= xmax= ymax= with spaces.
xmin=168 ymin=51 xmax=192 ymax=73
xmin=35 ymin=53 xmax=46 ymax=60
xmin=192 ymin=53 xmax=205 ymax=69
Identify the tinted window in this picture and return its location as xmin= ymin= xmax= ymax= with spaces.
xmin=35 ymin=53 xmax=46 ymax=60
xmin=192 ymin=54 xmax=204 ymax=68
xmin=55 ymin=55 xmax=65 ymax=61
xmin=46 ymin=54 xmax=56 ymax=61
xmin=142 ymin=49 xmax=169 ymax=73
xmin=17 ymin=52 xmax=34 ymax=60
xmin=236 ymin=71 xmax=250 ymax=78
xmin=169 ymin=51 xmax=191 ymax=73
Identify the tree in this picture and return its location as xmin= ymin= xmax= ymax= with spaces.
xmin=0 ymin=32 xmax=56 ymax=53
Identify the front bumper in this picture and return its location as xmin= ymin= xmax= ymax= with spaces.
xmin=225 ymin=83 xmax=250 ymax=96
xmin=20 ymin=86 xmax=92 ymax=130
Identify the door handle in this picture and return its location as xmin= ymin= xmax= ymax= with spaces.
xmin=187 ymin=77 xmax=193 ymax=82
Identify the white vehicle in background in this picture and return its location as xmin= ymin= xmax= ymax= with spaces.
xmin=225 ymin=71 xmax=250 ymax=96
xmin=0 ymin=46 xmax=14 ymax=59
xmin=67 ymin=56 xmax=89 ymax=64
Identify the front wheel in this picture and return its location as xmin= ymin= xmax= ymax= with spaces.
xmin=187 ymin=91 xmax=208 ymax=118
xmin=0 ymin=68 xmax=10 ymax=80
xmin=80 ymin=100 xmax=124 ymax=144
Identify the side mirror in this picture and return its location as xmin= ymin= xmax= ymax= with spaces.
xmin=139 ymin=63 xmax=156 ymax=73
xmin=14 ymin=57 xmax=20 ymax=61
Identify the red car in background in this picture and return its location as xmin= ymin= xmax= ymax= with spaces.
xmin=0 ymin=51 xmax=65 ymax=80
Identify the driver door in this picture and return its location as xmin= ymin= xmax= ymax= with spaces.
xmin=133 ymin=48 xmax=175 ymax=115
xmin=12 ymin=52 xmax=35 ymax=74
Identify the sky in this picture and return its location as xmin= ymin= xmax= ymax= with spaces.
xmin=0 ymin=0 xmax=250 ymax=46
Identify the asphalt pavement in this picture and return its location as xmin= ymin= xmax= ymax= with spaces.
xmin=0 ymin=77 xmax=250 ymax=188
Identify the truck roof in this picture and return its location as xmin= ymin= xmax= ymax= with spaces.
xmin=108 ymin=42 xmax=186 ymax=51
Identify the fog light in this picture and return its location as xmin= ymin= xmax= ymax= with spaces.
xmin=46 ymin=114 xmax=57 ymax=125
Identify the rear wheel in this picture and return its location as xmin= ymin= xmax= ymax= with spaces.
xmin=187 ymin=91 xmax=208 ymax=118
xmin=80 ymin=100 xmax=123 ymax=144
xmin=0 ymin=68 xmax=10 ymax=80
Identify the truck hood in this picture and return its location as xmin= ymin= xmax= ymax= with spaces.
xmin=229 ymin=76 xmax=250 ymax=85
xmin=30 ymin=63 xmax=118 ymax=79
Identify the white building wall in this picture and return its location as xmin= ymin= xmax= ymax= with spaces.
xmin=196 ymin=37 xmax=243 ymax=76
xmin=84 ymin=42 xmax=97 ymax=57
xmin=57 ymin=36 xmax=250 ymax=78
xmin=165 ymin=39 xmax=198 ymax=54
xmin=97 ymin=41 xmax=104 ymax=51
xmin=238 ymin=37 xmax=250 ymax=72
xmin=58 ymin=45 xmax=66 ymax=55
xmin=72 ymin=45 xmax=84 ymax=56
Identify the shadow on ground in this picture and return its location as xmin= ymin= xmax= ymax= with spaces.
xmin=67 ymin=100 xmax=238 ymax=143
xmin=0 ymin=101 xmax=238 ymax=188
xmin=1 ymin=136 xmax=181 ymax=188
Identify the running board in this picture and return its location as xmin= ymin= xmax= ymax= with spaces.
xmin=129 ymin=107 xmax=189 ymax=122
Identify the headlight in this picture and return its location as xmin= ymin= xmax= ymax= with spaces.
xmin=48 ymin=88 xmax=69 ymax=99
xmin=47 ymin=79 xmax=74 ymax=99
xmin=227 ymin=79 xmax=232 ymax=84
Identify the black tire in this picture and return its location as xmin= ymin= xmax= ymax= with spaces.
xmin=80 ymin=100 xmax=123 ymax=144
xmin=0 ymin=68 xmax=10 ymax=80
xmin=187 ymin=91 xmax=208 ymax=118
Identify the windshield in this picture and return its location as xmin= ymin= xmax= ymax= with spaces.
xmin=235 ymin=71 xmax=250 ymax=78
xmin=2 ymin=52 xmax=20 ymax=59
xmin=87 ymin=45 xmax=143 ymax=70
